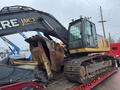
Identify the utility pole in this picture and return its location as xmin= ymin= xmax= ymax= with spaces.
xmin=109 ymin=32 xmax=112 ymax=43
xmin=99 ymin=6 xmax=106 ymax=39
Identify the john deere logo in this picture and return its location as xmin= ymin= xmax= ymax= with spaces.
xmin=0 ymin=19 xmax=19 ymax=30
xmin=0 ymin=17 xmax=36 ymax=30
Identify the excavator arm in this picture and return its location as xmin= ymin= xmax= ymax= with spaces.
xmin=0 ymin=5 xmax=67 ymax=80
xmin=0 ymin=5 xmax=68 ymax=44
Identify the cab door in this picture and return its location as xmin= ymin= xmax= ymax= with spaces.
xmin=84 ymin=20 xmax=98 ymax=48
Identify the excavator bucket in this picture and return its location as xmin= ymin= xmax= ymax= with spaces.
xmin=25 ymin=35 xmax=64 ymax=79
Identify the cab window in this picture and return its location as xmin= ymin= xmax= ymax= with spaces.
xmin=85 ymin=21 xmax=92 ymax=36
xmin=69 ymin=21 xmax=81 ymax=41
xmin=112 ymin=47 xmax=118 ymax=50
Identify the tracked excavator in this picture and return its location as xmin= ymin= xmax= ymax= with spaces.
xmin=0 ymin=5 xmax=117 ymax=90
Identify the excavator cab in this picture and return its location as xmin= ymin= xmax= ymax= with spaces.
xmin=68 ymin=18 xmax=109 ymax=54
xmin=68 ymin=18 xmax=98 ymax=49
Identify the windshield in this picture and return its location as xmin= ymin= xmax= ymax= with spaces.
xmin=69 ymin=21 xmax=81 ymax=42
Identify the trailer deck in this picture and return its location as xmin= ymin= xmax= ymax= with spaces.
xmin=45 ymin=75 xmax=78 ymax=90
xmin=0 ymin=67 xmax=118 ymax=90
xmin=93 ymin=68 xmax=120 ymax=90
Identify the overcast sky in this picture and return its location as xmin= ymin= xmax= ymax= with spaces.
xmin=0 ymin=0 xmax=120 ymax=49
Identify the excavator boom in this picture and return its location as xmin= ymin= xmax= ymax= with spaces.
xmin=0 ymin=5 xmax=68 ymax=44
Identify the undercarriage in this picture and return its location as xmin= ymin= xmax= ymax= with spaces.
xmin=64 ymin=54 xmax=116 ymax=84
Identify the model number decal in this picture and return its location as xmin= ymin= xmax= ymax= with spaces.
xmin=21 ymin=18 xmax=35 ymax=26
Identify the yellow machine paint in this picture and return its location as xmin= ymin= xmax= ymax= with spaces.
xmin=70 ymin=36 xmax=109 ymax=54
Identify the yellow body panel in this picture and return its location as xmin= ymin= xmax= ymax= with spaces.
xmin=70 ymin=36 xmax=110 ymax=54
xmin=70 ymin=48 xmax=109 ymax=54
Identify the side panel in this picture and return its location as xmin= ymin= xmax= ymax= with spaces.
xmin=70 ymin=35 xmax=109 ymax=54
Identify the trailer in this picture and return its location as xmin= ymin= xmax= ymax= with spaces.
xmin=0 ymin=67 xmax=117 ymax=90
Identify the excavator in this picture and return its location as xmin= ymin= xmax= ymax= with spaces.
xmin=0 ymin=5 xmax=117 ymax=90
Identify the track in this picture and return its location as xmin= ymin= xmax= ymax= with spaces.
xmin=64 ymin=54 xmax=115 ymax=84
